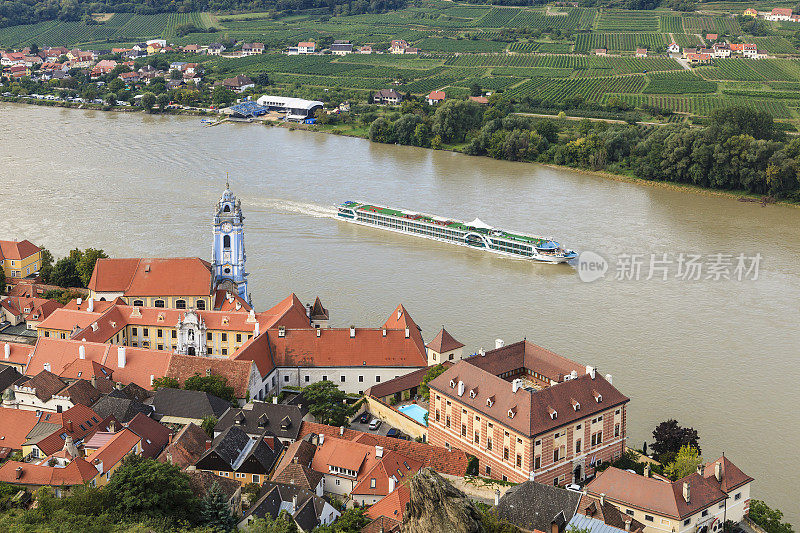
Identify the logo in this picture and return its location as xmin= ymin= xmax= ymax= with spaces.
xmin=578 ymin=251 xmax=608 ymax=283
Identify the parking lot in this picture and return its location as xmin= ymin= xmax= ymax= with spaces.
xmin=350 ymin=411 xmax=397 ymax=437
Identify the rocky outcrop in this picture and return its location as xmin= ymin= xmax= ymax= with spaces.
xmin=401 ymin=468 xmax=485 ymax=533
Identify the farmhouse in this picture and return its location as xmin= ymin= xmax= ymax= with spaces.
xmin=765 ymin=7 xmax=793 ymax=20
xmin=635 ymin=48 xmax=647 ymax=57
xmin=330 ymin=41 xmax=353 ymax=55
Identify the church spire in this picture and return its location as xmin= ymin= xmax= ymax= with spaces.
xmin=212 ymin=181 xmax=250 ymax=305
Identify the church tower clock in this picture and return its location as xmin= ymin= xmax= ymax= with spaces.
xmin=212 ymin=180 xmax=249 ymax=304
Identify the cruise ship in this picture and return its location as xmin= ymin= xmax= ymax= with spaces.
xmin=337 ymin=201 xmax=577 ymax=263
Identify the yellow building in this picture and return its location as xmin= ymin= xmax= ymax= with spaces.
xmin=0 ymin=239 xmax=42 ymax=284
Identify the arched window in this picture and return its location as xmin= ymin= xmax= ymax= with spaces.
xmin=154 ymin=300 xmax=165 ymax=308
xmin=223 ymin=205 xmax=231 ymax=212
xmin=132 ymin=300 xmax=144 ymax=307
xmin=99 ymin=297 xmax=106 ymax=301
xmin=224 ymin=267 xmax=231 ymax=274
xmin=175 ymin=299 xmax=187 ymax=309
xmin=196 ymin=300 xmax=206 ymax=310
xmin=223 ymin=235 xmax=231 ymax=248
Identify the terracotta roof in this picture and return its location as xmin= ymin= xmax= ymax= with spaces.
xmin=431 ymin=358 xmax=627 ymax=437
xmin=353 ymin=448 xmax=421 ymax=496
xmin=702 ymin=456 xmax=753 ymax=494
xmin=586 ymin=467 xmax=727 ymax=520
xmin=426 ymin=328 xmax=464 ymax=353
xmin=157 ymin=422 xmax=208 ymax=469
xmin=165 ymin=354 xmax=255 ymax=399
xmin=0 ymin=240 xmax=40 ymax=261
xmin=272 ymin=439 xmax=317 ymax=476
xmin=62 ymin=297 xmax=124 ymax=312
xmin=35 ymin=404 xmax=113 ymax=455
xmin=468 ymin=96 xmax=489 ymax=104
xmin=578 ymin=493 xmax=646 ymax=533
xmin=271 ymin=460 xmax=323 ymax=492
xmin=88 ymin=257 xmax=212 ymax=296
xmin=465 ymin=340 xmax=584 ymax=383
xmin=772 ymin=7 xmax=792 ymax=15
xmin=213 ymin=289 xmax=252 ymax=312
xmin=361 ymin=516 xmax=401 ymax=533
xmin=366 ymin=482 xmax=410 ymax=522
xmin=90 ymin=428 xmax=141 ymax=474
xmin=233 ymin=331 xmax=274 ymax=377
xmin=59 ymin=378 xmax=102 ymax=406
xmin=0 ymin=408 xmax=45 ymax=450
xmin=0 ymin=341 xmax=34 ymax=367
xmin=36 ymin=308 xmax=99 ymax=332
xmin=427 ymin=90 xmax=445 ymax=101
xmin=126 ymin=412 xmax=171 ymax=458
xmin=0 ymin=297 xmax=62 ymax=322
xmin=299 ymin=422 xmax=468 ymax=476
xmin=0 ymin=458 xmax=97 ymax=486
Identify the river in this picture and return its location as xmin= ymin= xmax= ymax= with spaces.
xmin=2 ymin=103 xmax=798 ymax=523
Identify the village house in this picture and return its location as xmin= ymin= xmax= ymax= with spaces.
xmin=222 ymin=75 xmax=255 ymax=93
xmin=330 ymin=41 xmax=353 ymax=55
xmin=188 ymin=470 xmax=243 ymax=516
xmin=668 ymin=42 xmax=680 ymax=53
xmin=207 ymin=43 xmax=226 ymax=56
xmin=0 ymin=296 xmax=61 ymax=329
xmin=712 ymin=43 xmax=731 ymax=57
xmin=389 ymin=39 xmax=417 ymax=54
xmin=157 ymin=422 xmax=208 ymax=469
xmin=19 ymin=404 xmax=114 ymax=460
xmin=0 ymin=239 xmax=42 ymax=280
xmin=636 ymin=48 xmax=647 ymax=57
xmin=242 ymin=43 xmax=265 ymax=56
xmin=765 ymin=7 xmax=793 ymax=20
xmin=195 ymin=425 xmax=284 ymax=485
xmin=214 ymin=401 xmax=307 ymax=445
xmin=743 ymin=8 xmax=757 ymax=16
xmin=0 ymin=341 xmax=35 ymax=372
xmin=358 ymin=45 xmax=373 ymax=54
xmin=426 ymin=90 xmax=446 ymax=106
xmin=270 ymin=439 xmax=324 ymax=495
xmin=705 ymin=34 xmax=718 ymax=42
xmin=427 ymin=340 xmax=629 ymax=485
xmin=183 ymin=44 xmax=200 ymax=53
xmin=239 ymin=480 xmax=340 ymax=531
xmin=297 ymin=41 xmax=316 ymax=54
xmin=686 ymin=53 xmax=713 ymax=65
xmin=82 ymin=426 xmax=142 ymax=486
xmin=147 ymin=388 xmax=233 ymax=425
xmin=0 ymin=407 xmax=50 ymax=453
xmin=372 ymin=89 xmax=403 ymax=105
xmin=3 ymin=370 xmax=102 ymax=414
xmin=586 ymin=458 xmax=753 ymax=533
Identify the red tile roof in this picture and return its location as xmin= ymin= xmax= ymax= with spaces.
xmin=0 ymin=239 xmax=40 ymax=260
xmin=427 ymin=90 xmax=445 ymax=101
xmin=35 ymin=404 xmax=113 ymax=456
xmin=0 ymin=408 xmax=45 ymax=450
xmin=367 ymin=362 xmax=453 ymax=399
xmin=36 ymin=308 xmax=100 ymax=332
xmin=88 ymin=257 xmax=212 ymax=296
xmin=426 ymin=328 xmax=464 ymax=353
xmin=90 ymin=428 xmax=141 ymax=474
xmin=772 ymin=7 xmax=792 ymax=16
xmin=702 ymin=456 xmax=753 ymax=494
xmin=299 ymin=422 xmax=468 ymax=476
xmin=157 ymin=422 xmax=208 ymax=469
xmin=586 ymin=467 xmax=727 ymax=520
xmin=0 ymin=458 xmax=97 ymax=487
xmin=0 ymin=341 xmax=35 ymax=367
xmin=166 ymin=353 xmax=255 ymax=399
xmin=0 ymin=297 xmax=62 ymax=322
xmin=126 ymin=413 xmax=171 ymax=459
xmin=366 ymin=482 xmax=410 ymax=522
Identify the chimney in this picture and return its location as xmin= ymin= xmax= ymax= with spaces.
xmin=605 ymin=373 xmax=612 ymax=385
xmin=697 ymin=463 xmax=705 ymax=476
xmin=586 ymin=366 xmax=596 ymax=379
xmin=292 ymin=494 xmax=298 ymax=514
xmin=15 ymin=466 xmax=22 ymax=480
xmin=67 ymin=420 xmax=73 ymax=432
xmin=117 ymin=346 xmax=126 ymax=368
xmin=91 ymin=322 xmax=98 ymax=332
xmin=382 ymin=328 xmax=386 ymax=337
xmin=205 ymin=439 xmax=212 ymax=451
xmin=316 ymin=328 xmax=321 ymax=337
xmin=109 ymin=420 xmax=116 ymax=433
xmin=91 ymin=376 xmax=97 ymax=388
xmin=306 ymin=304 xmax=312 ymax=317
xmin=624 ymin=519 xmax=632 ymax=532
xmin=319 ymin=434 xmax=325 ymax=445
xmin=79 ymin=345 xmax=86 ymax=359
xmin=405 ymin=327 xmax=409 ymax=338
xmin=479 ymin=348 xmax=485 ymax=357
xmin=278 ymin=326 xmax=286 ymax=338
xmin=168 ymin=432 xmax=173 ymax=444
xmin=254 ymin=322 xmax=260 ymax=336
xmin=272 ymin=396 xmax=278 ymax=404
xmin=4 ymin=344 xmax=9 ymax=360
xmin=350 ymin=326 xmax=356 ymax=338
xmin=682 ymin=482 xmax=690 ymax=503
xmin=570 ymin=370 xmax=578 ymax=379
xmin=77 ymin=298 xmax=82 ymax=306
xmin=375 ymin=446 xmax=383 ymax=458
xmin=644 ymin=463 xmax=651 ymax=478
xmin=457 ymin=381 xmax=465 ymax=396
xmin=339 ymin=426 xmax=345 ymax=436
xmin=715 ymin=461 xmax=722 ymax=482
xmin=150 ymin=375 xmax=154 ymax=386
xmin=87 ymin=297 xmax=94 ymax=312
xmin=600 ymin=493 xmax=605 ymax=506
xmin=389 ymin=476 xmax=396 ymax=493
xmin=494 ymin=488 xmax=500 ymax=506
xmin=495 ymin=339 xmax=504 ymax=349
xmin=43 ymin=362 xmax=51 ymax=372
xmin=512 ymin=379 xmax=523 ymax=393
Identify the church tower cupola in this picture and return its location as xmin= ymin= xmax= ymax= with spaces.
xmin=212 ymin=179 xmax=249 ymax=304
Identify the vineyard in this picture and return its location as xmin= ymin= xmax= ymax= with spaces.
xmin=414 ymin=37 xmax=507 ymax=53
xmin=659 ymin=14 xmax=683 ymax=33
xmin=595 ymin=11 xmax=660 ymax=32
xmin=507 ymin=75 xmax=648 ymax=102
xmin=574 ymin=33 xmax=668 ymax=52
xmin=643 ymin=71 xmax=718 ymax=94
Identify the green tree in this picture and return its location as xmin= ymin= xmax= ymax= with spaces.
xmin=749 ymin=500 xmax=795 ymax=533
xmin=303 ymin=380 xmax=349 ymax=426
xmin=245 ymin=511 xmax=299 ymax=532
xmin=106 ymin=455 xmax=198 ymax=523
xmin=76 ymin=248 xmax=107 ymax=287
xmin=314 ymin=508 xmax=369 ymax=532
xmin=420 ymin=364 xmax=447 ymax=401
xmin=152 ymin=377 xmax=180 ymax=389
xmin=651 ymin=419 xmax=700 ymax=464
xmin=664 ymin=444 xmax=702 ymax=481
xmin=432 ymin=100 xmax=484 ymax=143
xmin=156 ymin=92 xmax=170 ymax=111
xmin=369 ymin=117 xmax=394 ymax=144
xmin=38 ymin=248 xmax=54 ymax=282
xmin=199 ymin=481 xmax=237 ymax=532
xmin=50 ymin=256 xmax=81 ymax=288
xmin=185 ymin=373 xmax=236 ymax=403
xmin=212 ymin=86 xmax=235 ymax=107
xmin=201 ymin=415 xmax=218 ymax=438
xmin=140 ymin=92 xmax=156 ymax=113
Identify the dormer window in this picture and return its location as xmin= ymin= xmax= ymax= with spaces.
xmin=469 ymin=389 xmax=477 ymax=399
xmin=549 ymin=407 xmax=557 ymax=420
xmin=486 ymin=396 xmax=494 ymax=408
xmin=449 ymin=380 xmax=456 ymax=389
xmin=593 ymin=390 xmax=603 ymax=403
xmin=572 ymin=399 xmax=581 ymax=411
xmin=507 ymin=407 xmax=516 ymax=419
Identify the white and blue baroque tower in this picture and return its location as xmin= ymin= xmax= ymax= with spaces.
xmin=212 ymin=180 xmax=249 ymax=304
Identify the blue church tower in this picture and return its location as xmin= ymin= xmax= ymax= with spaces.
xmin=212 ymin=180 xmax=249 ymax=304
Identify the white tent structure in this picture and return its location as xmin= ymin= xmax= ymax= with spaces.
xmin=467 ymin=218 xmax=493 ymax=230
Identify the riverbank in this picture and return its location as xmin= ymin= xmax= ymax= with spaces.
xmin=4 ymin=97 xmax=796 ymax=207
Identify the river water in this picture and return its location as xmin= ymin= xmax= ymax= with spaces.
xmin=2 ymin=104 xmax=798 ymax=522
